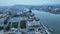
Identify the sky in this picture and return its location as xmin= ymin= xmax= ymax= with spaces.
xmin=0 ymin=0 xmax=60 ymax=6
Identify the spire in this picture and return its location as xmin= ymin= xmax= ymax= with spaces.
xmin=29 ymin=9 xmax=32 ymax=13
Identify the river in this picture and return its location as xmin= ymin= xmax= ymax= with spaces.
xmin=32 ymin=10 xmax=60 ymax=34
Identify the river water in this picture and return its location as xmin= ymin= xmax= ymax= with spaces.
xmin=32 ymin=10 xmax=60 ymax=34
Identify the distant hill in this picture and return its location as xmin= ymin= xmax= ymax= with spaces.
xmin=11 ymin=5 xmax=41 ymax=9
xmin=0 ymin=4 xmax=60 ymax=8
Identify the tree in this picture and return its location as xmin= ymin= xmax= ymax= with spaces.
xmin=20 ymin=20 xmax=26 ymax=29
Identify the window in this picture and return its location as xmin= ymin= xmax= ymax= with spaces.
xmin=28 ymin=29 xmax=35 ymax=32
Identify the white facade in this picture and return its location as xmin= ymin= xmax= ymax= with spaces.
xmin=0 ymin=18 xmax=4 ymax=27
xmin=0 ymin=13 xmax=9 ymax=27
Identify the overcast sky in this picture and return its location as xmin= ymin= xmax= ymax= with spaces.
xmin=0 ymin=0 xmax=60 ymax=6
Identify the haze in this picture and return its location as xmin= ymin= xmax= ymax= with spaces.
xmin=0 ymin=0 xmax=60 ymax=6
